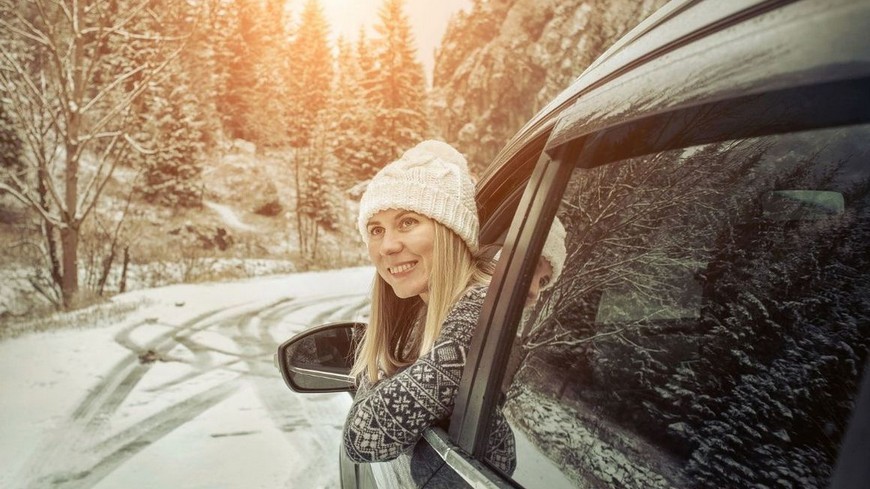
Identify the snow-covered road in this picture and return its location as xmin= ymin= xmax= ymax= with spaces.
xmin=0 ymin=267 xmax=374 ymax=489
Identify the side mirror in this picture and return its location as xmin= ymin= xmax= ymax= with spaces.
xmin=275 ymin=321 xmax=363 ymax=393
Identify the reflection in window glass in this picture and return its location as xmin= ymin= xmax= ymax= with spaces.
xmin=493 ymin=126 xmax=870 ymax=488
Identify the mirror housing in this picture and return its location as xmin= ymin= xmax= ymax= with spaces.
xmin=275 ymin=321 xmax=364 ymax=393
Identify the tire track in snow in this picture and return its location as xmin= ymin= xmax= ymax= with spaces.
xmin=13 ymin=295 xmax=364 ymax=488
xmin=13 ymin=291 xmax=369 ymax=488
xmin=12 ymin=304 xmax=254 ymax=488
xmin=240 ymin=293 xmax=368 ymax=487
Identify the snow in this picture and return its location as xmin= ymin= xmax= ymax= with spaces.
xmin=203 ymin=200 xmax=257 ymax=232
xmin=0 ymin=266 xmax=375 ymax=489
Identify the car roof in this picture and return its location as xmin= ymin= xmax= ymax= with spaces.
xmin=546 ymin=0 xmax=870 ymax=153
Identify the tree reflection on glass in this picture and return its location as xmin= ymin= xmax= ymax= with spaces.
xmin=500 ymin=126 xmax=870 ymax=488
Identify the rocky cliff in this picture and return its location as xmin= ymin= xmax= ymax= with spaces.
xmin=430 ymin=0 xmax=667 ymax=175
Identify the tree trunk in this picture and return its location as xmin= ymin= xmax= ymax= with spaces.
xmin=119 ymin=246 xmax=130 ymax=293
xmin=38 ymin=164 xmax=63 ymax=297
xmin=97 ymin=246 xmax=116 ymax=297
xmin=57 ymin=0 xmax=86 ymax=309
xmin=294 ymin=147 xmax=305 ymax=256
xmin=60 ymin=225 xmax=79 ymax=308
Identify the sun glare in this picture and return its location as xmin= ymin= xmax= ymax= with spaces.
xmin=289 ymin=0 xmax=472 ymax=82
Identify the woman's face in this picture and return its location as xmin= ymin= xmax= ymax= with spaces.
xmin=526 ymin=257 xmax=554 ymax=307
xmin=366 ymin=209 xmax=436 ymax=302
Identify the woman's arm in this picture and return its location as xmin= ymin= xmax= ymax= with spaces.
xmin=342 ymin=288 xmax=485 ymax=463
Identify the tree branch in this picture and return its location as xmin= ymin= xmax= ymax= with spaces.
xmin=0 ymin=182 xmax=66 ymax=228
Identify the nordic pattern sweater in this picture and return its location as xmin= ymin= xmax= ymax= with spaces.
xmin=343 ymin=286 xmax=517 ymax=475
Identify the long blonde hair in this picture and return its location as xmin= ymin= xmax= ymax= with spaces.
xmin=351 ymin=221 xmax=492 ymax=383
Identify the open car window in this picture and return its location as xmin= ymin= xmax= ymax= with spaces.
xmin=490 ymin=124 xmax=870 ymax=488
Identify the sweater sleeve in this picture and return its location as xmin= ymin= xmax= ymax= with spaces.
xmin=342 ymin=287 xmax=485 ymax=463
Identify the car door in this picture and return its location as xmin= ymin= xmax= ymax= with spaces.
xmin=478 ymin=113 xmax=870 ymax=489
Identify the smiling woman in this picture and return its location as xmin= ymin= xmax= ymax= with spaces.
xmin=353 ymin=140 xmax=482 ymax=379
xmin=344 ymin=140 xmax=516 ymax=473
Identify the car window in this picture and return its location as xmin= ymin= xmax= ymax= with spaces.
xmin=488 ymin=124 xmax=870 ymax=488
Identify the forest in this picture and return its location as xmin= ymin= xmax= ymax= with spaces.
xmin=0 ymin=0 xmax=663 ymax=321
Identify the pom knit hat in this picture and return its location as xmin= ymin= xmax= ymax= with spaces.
xmin=358 ymin=140 xmax=479 ymax=252
xmin=540 ymin=217 xmax=567 ymax=287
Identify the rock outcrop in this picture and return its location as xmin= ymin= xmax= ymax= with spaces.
xmin=430 ymin=0 xmax=667 ymax=175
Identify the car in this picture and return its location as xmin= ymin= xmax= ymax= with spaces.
xmin=276 ymin=0 xmax=870 ymax=487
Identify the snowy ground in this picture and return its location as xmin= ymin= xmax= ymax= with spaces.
xmin=203 ymin=200 xmax=258 ymax=232
xmin=0 ymin=266 xmax=374 ymax=489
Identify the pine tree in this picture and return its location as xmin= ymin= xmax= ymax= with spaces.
xmin=287 ymin=0 xmax=333 ymax=147
xmin=367 ymin=0 xmax=429 ymax=163
xmin=122 ymin=1 xmax=210 ymax=208
xmin=219 ymin=0 xmax=289 ymax=147
xmin=177 ymin=0 xmax=229 ymax=148
xmin=286 ymin=0 xmax=335 ymax=260
xmin=330 ymin=36 xmax=380 ymax=187
xmin=211 ymin=0 xmax=249 ymax=140
xmin=134 ymin=67 xmax=206 ymax=208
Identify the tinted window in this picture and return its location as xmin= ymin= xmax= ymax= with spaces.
xmin=491 ymin=125 xmax=870 ymax=488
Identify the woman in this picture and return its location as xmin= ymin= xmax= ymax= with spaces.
xmin=344 ymin=140 xmax=516 ymax=474
xmin=526 ymin=216 xmax=566 ymax=308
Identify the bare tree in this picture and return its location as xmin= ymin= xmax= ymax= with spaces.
xmin=0 ymin=0 xmax=194 ymax=308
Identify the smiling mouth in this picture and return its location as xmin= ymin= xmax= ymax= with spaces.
xmin=389 ymin=262 xmax=418 ymax=275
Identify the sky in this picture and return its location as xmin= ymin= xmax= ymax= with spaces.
xmin=289 ymin=0 xmax=473 ymax=85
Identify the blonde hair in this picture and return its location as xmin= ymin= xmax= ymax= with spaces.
xmin=351 ymin=221 xmax=492 ymax=383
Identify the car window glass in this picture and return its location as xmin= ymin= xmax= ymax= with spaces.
xmin=489 ymin=125 xmax=870 ymax=488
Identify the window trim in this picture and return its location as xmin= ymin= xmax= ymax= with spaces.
xmin=451 ymin=74 xmax=870 ymax=473
xmin=422 ymin=429 xmax=516 ymax=489
xmin=550 ymin=76 xmax=870 ymax=170
xmin=452 ymin=146 xmax=577 ymax=455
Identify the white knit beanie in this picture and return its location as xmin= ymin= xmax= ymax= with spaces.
xmin=357 ymin=140 xmax=479 ymax=251
xmin=540 ymin=217 xmax=567 ymax=286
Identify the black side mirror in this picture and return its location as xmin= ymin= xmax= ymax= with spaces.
xmin=275 ymin=321 xmax=364 ymax=393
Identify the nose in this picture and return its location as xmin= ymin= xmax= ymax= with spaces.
xmin=527 ymin=282 xmax=540 ymax=303
xmin=378 ymin=229 xmax=403 ymax=256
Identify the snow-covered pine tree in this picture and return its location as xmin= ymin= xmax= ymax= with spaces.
xmin=120 ymin=1 xmax=208 ymax=209
xmin=219 ymin=0 xmax=288 ymax=147
xmin=330 ymin=36 xmax=380 ymax=188
xmin=177 ymin=0 xmax=229 ymax=150
xmin=254 ymin=0 xmax=292 ymax=148
xmin=287 ymin=0 xmax=335 ymax=261
xmin=357 ymin=28 xmax=378 ymax=104
xmin=134 ymin=68 xmax=206 ymax=209
xmin=367 ymin=0 xmax=429 ymax=164
xmin=287 ymin=0 xmax=332 ymax=148
xmin=211 ymin=0 xmax=249 ymax=140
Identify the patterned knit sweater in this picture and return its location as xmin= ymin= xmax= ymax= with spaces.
xmin=343 ymin=286 xmax=517 ymax=475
